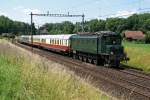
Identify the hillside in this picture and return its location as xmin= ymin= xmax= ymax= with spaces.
xmin=123 ymin=42 xmax=150 ymax=72
xmin=0 ymin=39 xmax=110 ymax=100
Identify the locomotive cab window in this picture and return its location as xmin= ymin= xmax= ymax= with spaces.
xmin=104 ymin=35 xmax=121 ymax=45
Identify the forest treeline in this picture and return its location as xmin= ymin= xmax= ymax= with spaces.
xmin=43 ymin=13 xmax=150 ymax=35
xmin=0 ymin=15 xmax=30 ymax=36
xmin=0 ymin=13 xmax=150 ymax=36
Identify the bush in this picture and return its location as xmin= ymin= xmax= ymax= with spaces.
xmin=145 ymin=31 xmax=150 ymax=43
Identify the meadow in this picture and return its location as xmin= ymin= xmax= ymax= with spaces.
xmin=0 ymin=39 xmax=110 ymax=100
xmin=123 ymin=41 xmax=150 ymax=72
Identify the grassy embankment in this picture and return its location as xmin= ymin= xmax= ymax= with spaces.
xmin=123 ymin=41 xmax=150 ymax=72
xmin=0 ymin=39 xmax=110 ymax=100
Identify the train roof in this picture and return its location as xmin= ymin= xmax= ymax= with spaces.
xmin=21 ymin=34 xmax=75 ymax=40
xmin=75 ymin=31 xmax=118 ymax=36
xmin=71 ymin=31 xmax=118 ymax=38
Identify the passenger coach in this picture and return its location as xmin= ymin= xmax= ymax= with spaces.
xmin=18 ymin=34 xmax=75 ymax=54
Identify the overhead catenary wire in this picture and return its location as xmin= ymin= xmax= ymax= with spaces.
xmin=61 ymin=0 xmax=144 ymax=20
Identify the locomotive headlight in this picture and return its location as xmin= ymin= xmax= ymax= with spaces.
xmin=113 ymin=41 xmax=116 ymax=44
xmin=110 ymin=52 xmax=114 ymax=55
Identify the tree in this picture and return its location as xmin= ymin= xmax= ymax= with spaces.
xmin=143 ymin=19 xmax=150 ymax=31
xmin=87 ymin=19 xmax=105 ymax=32
xmin=105 ymin=18 xmax=127 ymax=33
xmin=127 ymin=14 xmax=139 ymax=30
xmin=62 ymin=21 xmax=74 ymax=34
xmin=0 ymin=16 xmax=30 ymax=35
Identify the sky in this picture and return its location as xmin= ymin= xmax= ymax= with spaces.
xmin=0 ymin=0 xmax=150 ymax=26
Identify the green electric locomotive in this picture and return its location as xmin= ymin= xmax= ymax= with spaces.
xmin=70 ymin=31 xmax=128 ymax=67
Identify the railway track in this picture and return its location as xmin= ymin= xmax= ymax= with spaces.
xmin=14 ymin=42 xmax=150 ymax=100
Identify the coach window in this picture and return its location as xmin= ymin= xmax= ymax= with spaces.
xmin=52 ymin=39 xmax=53 ymax=44
xmin=66 ymin=40 xmax=67 ymax=46
xmin=59 ymin=40 xmax=61 ymax=45
xmin=42 ymin=39 xmax=46 ymax=43
xmin=59 ymin=40 xmax=60 ymax=45
xmin=67 ymin=40 xmax=69 ymax=46
xmin=57 ymin=40 xmax=59 ymax=45
xmin=62 ymin=40 xmax=64 ymax=45
xmin=50 ymin=40 xmax=51 ymax=44
xmin=64 ymin=40 xmax=66 ymax=46
xmin=66 ymin=40 xmax=68 ymax=46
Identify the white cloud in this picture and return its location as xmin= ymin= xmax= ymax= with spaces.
xmin=23 ymin=8 xmax=41 ymax=15
xmin=13 ymin=6 xmax=24 ymax=10
xmin=110 ymin=10 xmax=137 ymax=18
xmin=0 ymin=10 xmax=8 ymax=16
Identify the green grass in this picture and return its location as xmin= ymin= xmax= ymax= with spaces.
xmin=123 ymin=41 xmax=150 ymax=72
xmin=0 ymin=40 xmax=110 ymax=100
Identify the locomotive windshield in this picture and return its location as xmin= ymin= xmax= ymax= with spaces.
xmin=104 ymin=35 xmax=121 ymax=45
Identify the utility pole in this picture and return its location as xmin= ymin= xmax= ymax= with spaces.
xmin=30 ymin=12 xmax=33 ymax=44
xmin=30 ymin=12 xmax=85 ymax=33
xmin=82 ymin=14 xmax=85 ymax=32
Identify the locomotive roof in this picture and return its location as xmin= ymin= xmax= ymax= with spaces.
xmin=73 ymin=31 xmax=118 ymax=37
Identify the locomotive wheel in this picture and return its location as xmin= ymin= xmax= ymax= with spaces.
xmin=91 ymin=59 xmax=94 ymax=64
xmin=83 ymin=57 xmax=87 ymax=62
xmin=76 ymin=55 xmax=79 ymax=60
xmin=115 ymin=61 xmax=120 ymax=67
xmin=93 ymin=59 xmax=98 ymax=65
xmin=88 ymin=58 xmax=92 ymax=63
xmin=79 ymin=56 xmax=83 ymax=61
xmin=73 ymin=54 xmax=76 ymax=59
